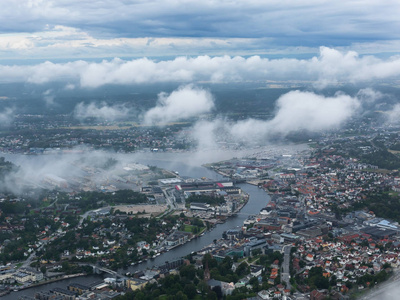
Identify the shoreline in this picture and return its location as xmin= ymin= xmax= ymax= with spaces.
xmin=5 ymin=273 xmax=87 ymax=296
xmin=158 ymin=191 xmax=250 ymax=254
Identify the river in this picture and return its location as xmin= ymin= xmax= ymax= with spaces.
xmin=1 ymin=149 xmax=288 ymax=298
xmin=1 ymin=275 xmax=106 ymax=299
xmin=127 ymin=183 xmax=270 ymax=272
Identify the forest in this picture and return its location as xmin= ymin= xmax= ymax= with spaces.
xmin=59 ymin=189 xmax=149 ymax=212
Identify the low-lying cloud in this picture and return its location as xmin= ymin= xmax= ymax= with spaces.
xmin=190 ymin=90 xmax=368 ymax=148
xmin=74 ymin=102 xmax=130 ymax=121
xmin=1 ymin=48 xmax=400 ymax=88
xmin=43 ymin=89 xmax=55 ymax=106
xmin=143 ymin=85 xmax=214 ymax=125
xmin=266 ymin=91 xmax=360 ymax=133
xmin=386 ymin=104 xmax=400 ymax=124
xmin=0 ymin=107 xmax=15 ymax=127
xmin=0 ymin=107 xmax=15 ymax=126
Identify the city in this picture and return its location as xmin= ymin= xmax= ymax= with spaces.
xmin=1 ymin=1 xmax=400 ymax=299
xmin=0 ymin=123 xmax=399 ymax=299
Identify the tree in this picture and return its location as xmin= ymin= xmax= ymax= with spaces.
xmin=212 ymin=285 xmax=223 ymax=299
xmin=235 ymin=262 xmax=249 ymax=277
xmin=40 ymin=266 xmax=46 ymax=276
xmin=180 ymin=264 xmax=196 ymax=280
xmin=183 ymin=283 xmax=197 ymax=299
xmin=175 ymin=291 xmax=188 ymax=300
xmin=203 ymin=253 xmax=218 ymax=269
xmin=197 ymin=280 xmax=209 ymax=297
xmin=252 ymin=248 xmax=262 ymax=256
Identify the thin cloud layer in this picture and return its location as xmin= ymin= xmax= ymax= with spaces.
xmin=386 ymin=104 xmax=400 ymax=124
xmin=1 ymin=1 xmax=400 ymax=58
xmin=0 ymin=107 xmax=14 ymax=126
xmin=74 ymin=102 xmax=130 ymax=121
xmin=43 ymin=89 xmax=55 ymax=106
xmin=1 ymin=48 xmax=400 ymax=88
xmin=143 ymin=85 xmax=214 ymax=125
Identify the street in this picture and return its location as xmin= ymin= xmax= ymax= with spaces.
xmin=282 ymin=245 xmax=292 ymax=290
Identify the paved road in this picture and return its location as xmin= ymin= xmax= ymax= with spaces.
xmin=282 ymin=245 xmax=292 ymax=289
xmin=78 ymin=206 xmax=111 ymax=226
xmin=78 ymin=263 xmax=128 ymax=280
xmin=21 ymin=235 xmax=56 ymax=269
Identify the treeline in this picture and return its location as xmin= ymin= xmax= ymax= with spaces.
xmin=0 ymin=157 xmax=19 ymax=192
xmin=350 ymin=190 xmax=400 ymax=223
xmin=59 ymin=189 xmax=148 ymax=211
xmin=361 ymin=149 xmax=400 ymax=170
xmin=0 ymin=200 xmax=32 ymax=214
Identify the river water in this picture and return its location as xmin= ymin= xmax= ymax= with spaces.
xmin=1 ymin=149 xmax=282 ymax=298
xmin=127 ymin=183 xmax=270 ymax=272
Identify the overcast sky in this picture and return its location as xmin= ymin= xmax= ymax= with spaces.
xmin=1 ymin=0 xmax=400 ymax=61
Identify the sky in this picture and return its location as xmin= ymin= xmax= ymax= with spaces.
xmin=0 ymin=0 xmax=399 ymax=88
xmin=1 ymin=0 xmax=400 ymax=137
xmin=1 ymin=0 xmax=400 ymax=61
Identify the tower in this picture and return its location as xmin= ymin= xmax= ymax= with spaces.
xmin=204 ymin=260 xmax=210 ymax=281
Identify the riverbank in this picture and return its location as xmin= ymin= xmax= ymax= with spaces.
xmin=2 ymin=273 xmax=88 ymax=298
xmin=143 ymin=191 xmax=250 ymax=256
xmin=3 ymin=155 xmax=271 ymax=297
xmin=126 ymin=183 xmax=269 ymax=273
xmin=17 ymin=273 xmax=87 ymax=291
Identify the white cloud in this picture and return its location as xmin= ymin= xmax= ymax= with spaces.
xmin=190 ymin=119 xmax=228 ymax=150
xmin=0 ymin=107 xmax=15 ymax=126
xmin=1 ymin=48 xmax=400 ymax=87
xmin=191 ymin=90 xmax=363 ymax=146
xmin=74 ymin=102 xmax=130 ymax=121
xmin=42 ymin=89 xmax=55 ymax=106
xmin=143 ymin=85 xmax=215 ymax=125
xmin=0 ymin=0 xmax=400 ymax=57
xmin=266 ymin=90 xmax=361 ymax=133
xmin=386 ymin=104 xmax=400 ymax=124
xmin=356 ymin=88 xmax=385 ymax=104
xmin=0 ymin=25 xmax=259 ymax=59
xmin=64 ymin=83 xmax=75 ymax=90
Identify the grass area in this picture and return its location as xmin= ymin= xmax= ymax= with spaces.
xmin=308 ymin=143 xmax=318 ymax=148
xmin=156 ymin=208 xmax=174 ymax=220
xmin=15 ymin=262 xmax=23 ymax=269
xmin=182 ymin=225 xmax=195 ymax=232
xmin=64 ymin=125 xmax=132 ymax=130
xmin=248 ymin=255 xmax=260 ymax=264
xmin=364 ymin=168 xmax=393 ymax=174
xmin=40 ymin=199 xmax=52 ymax=208
xmin=389 ymin=149 xmax=400 ymax=154
xmin=59 ymin=122 xmax=190 ymax=131
xmin=182 ymin=225 xmax=205 ymax=233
